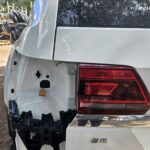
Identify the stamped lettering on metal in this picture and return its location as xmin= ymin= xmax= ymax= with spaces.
xmin=91 ymin=138 xmax=108 ymax=144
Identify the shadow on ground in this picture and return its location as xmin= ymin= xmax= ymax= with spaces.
xmin=0 ymin=66 xmax=12 ymax=150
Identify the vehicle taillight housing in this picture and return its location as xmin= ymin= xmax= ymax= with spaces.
xmin=78 ymin=64 xmax=150 ymax=115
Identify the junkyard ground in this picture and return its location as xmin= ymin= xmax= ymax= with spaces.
xmin=0 ymin=45 xmax=12 ymax=149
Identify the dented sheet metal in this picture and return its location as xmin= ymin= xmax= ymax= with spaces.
xmin=15 ymin=0 xmax=59 ymax=60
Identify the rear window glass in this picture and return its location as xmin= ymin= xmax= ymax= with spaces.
xmin=57 ymin=0 xmax=150 ymax=28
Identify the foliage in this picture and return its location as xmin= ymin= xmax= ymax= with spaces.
xmin=0 ymin=0 xmax=34 ymax=14
xmin=58 ymin=0 xmax=150 ymax=28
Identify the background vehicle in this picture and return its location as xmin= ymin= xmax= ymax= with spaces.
xmin=0 ymin=11 xmax=28 ymax=42
xmin=0 ymin=13 xmax=11 ymax=40
xmin=4 ymin=0 xmax=150 ymax=150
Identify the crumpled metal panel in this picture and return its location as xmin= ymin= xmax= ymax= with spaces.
xmin=15 ymin=0 xmax=58 ymax=60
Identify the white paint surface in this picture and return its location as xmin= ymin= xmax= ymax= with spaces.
xmin=15 ymin=0 xmax=59 ymax=60
xmin=55 ymin=27 xmax=150 ymax=68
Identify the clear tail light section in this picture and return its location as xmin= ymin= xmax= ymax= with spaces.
xmin=78 ymin=64 xmax=150 ymax=115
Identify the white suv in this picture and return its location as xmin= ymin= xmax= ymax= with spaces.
xmin=4 ymin=0 xmax=150 ymax=150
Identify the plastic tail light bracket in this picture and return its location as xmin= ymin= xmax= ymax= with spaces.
xmin=77 ymin=64 xmax=150 ymax=115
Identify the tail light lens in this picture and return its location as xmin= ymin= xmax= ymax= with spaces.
xmin=78 ymin=64 xmax=150 ymax=115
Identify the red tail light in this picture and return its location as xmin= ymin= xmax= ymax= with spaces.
xmin=78 ymin=64 xmax=150 ymax=115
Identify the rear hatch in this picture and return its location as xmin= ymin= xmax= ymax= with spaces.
xmin=54 ymin=1 xmax=150 ymax=149
xmin=54 ymin=0 xmax=150 ymax=68
xmin=54 ymin=0 xmax=150 ymax=106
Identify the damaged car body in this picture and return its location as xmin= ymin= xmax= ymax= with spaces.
xmin=4 ymin=0 xmax=150 ymax=150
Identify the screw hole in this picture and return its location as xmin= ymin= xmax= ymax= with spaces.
xmin=36 ymin=71 xmax=41 ymax=78
xmin=14 ymin=61 xmax=17 ymax=65
xmin=46 ymin=75 xmax=49 ymax=78
xmin=11 ymin=89 xmax=15 ymax=93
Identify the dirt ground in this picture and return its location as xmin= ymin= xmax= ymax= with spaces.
xmin=0 ymin=45 xmax=12 ymax=150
